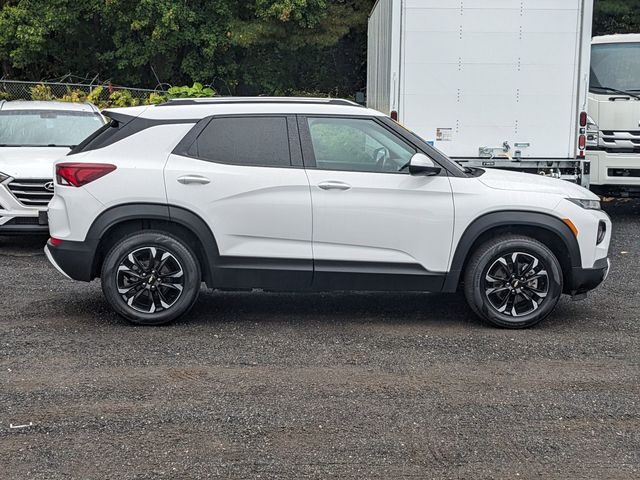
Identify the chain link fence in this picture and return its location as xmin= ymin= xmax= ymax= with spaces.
xmin=0 ymin=79 xmax=158 ymax=103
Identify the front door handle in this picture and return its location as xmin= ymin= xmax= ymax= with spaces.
xmin=318 ymin=181 xmax=351 ymax=191
xmin=177 ymin=175 xmax=211 ymax=185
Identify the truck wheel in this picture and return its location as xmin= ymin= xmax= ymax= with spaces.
xmin=101 ymin=231 xmax=201 ymax=325
xmin=463 ymin=235 xmax=563 ymax=329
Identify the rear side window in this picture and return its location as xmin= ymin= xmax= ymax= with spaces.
xmin=190 ymin=116 xmax=291 ymax=167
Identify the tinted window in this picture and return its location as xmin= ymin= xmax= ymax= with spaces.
xmin=193 ymin=116 xmax=291 ymax=167
xmin=307 ymin=117 xmax=415 ymax=173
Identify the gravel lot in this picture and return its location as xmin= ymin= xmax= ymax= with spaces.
xmin=1 ymin=200 xmax=638 ymax=479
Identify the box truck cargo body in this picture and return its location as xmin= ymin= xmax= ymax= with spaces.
xmin=367 ymin=0 xmax=594 ymax=185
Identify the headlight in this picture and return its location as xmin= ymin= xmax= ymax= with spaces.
xmin=567 ymin=198 xmax=601 ymax=210
xmin=0 ymin=172 xmax=9 ymax=183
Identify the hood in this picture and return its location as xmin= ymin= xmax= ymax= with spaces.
xmin=588 ymin=93 xmax=640 ymax=131
xmin=0 ymin=147 xmax=69 ymax=179
xmin=477 ymin=168 xmax=598 ymax=200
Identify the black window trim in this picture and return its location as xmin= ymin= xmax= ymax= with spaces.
xmin=172 ymin=113 xmax=303 ymax=169
xmin=297 ymin=114 xmax=464 ymax=177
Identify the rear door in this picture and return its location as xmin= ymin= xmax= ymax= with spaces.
xmin=164 ymin=115 xmax=313 ymax=289
xmin=299 ymin=115 xmax=455 ymax=291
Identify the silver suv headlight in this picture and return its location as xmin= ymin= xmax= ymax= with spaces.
xmin=567 ymin=198 xmax=601 ymax=210
xmin=0 ymin=172 xmax=10 ymax=183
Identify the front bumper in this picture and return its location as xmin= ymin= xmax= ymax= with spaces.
xmin=0 ymin=180 xmax=50 ymax=234
xmin=45 ymin=238 xmax=97 ymax=281
xmin=586 ymin=150 xmax=640 ymax=187
xmin=569 ymin=257 xmax=610 ymax=295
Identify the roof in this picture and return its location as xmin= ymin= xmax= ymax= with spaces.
xmin=0 ymin=100 xmax=100 ymax=113
xmin=592 ymin=34 xmax=640 ymax=45
xmin=105 ymin=96 xmax=383 ymax=121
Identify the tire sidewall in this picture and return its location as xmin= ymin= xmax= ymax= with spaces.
xmin=101 ymin=232 xmax=201 ymax=325
xmin=466 ymin=238 xmax=563 ymax=329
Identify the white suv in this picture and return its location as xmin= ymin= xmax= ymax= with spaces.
xmin=44 ymin=98 xmax=611 ymax=328
xmin=0 ymin=101 xmax=105 ymax=233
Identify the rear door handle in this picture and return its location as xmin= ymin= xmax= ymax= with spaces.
xmin=318 ymin=181 xmax=351 ymax=191
xmin=177 ymin=175 xmax=211 ymax=185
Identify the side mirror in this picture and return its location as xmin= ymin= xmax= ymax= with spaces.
xmin=409 ymin=153 xmax=441 ymax=176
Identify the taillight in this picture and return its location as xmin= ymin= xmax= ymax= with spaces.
xmin=579 ymin=134 xmax=586 ymax=150
xmin=49 ymin=237 xmax=63 ymax=247
xmin=56 ymin=163 xmax=116 ymax=187
xmin=390 ymin=110 xmax=399 ymax=121
xmin=579 ymin=111 xmax=587 ymax=127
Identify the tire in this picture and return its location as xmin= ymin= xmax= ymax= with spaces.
xmin=101 ymin=231 xmax=201 ymax=325
xmin=463 ymin=235 xmax=563 ymax=329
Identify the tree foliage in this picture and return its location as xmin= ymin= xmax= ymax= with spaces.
xmin=0 ymin=0 xmax=374 ymax=96
xmin=593 ymin=0 xmax=640 ymax=36
xmin=0 ymin=0 xmax=637 ymax=97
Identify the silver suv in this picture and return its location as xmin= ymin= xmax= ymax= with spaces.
xmin=0 ymin=100 xmax=104 ymax=234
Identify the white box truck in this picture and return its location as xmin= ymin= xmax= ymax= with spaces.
xmin=587 ymin=34 xmax=640 ymax=196
xmin=367 ymin=0 xmax=594 ymax=185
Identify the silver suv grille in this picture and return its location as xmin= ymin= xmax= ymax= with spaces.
xmin=599 ymin=130 xmax=640 ymax=152
xmin=7 ymin=179 xmax=54 ymax=207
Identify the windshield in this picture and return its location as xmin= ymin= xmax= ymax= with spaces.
xmin=0 ymin=110 xmax=104 ymax=147
xmin=590 ymin=42 xmax=640 ymax=92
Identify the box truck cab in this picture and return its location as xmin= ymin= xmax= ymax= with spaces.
xmin=587 ymin=34 xmax=640 ymax=195
xmin=367 ymin=0 xmax=594 ymax=185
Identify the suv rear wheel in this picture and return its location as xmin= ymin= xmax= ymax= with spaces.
xmin=463 ymin=235 xmax=563 ymax=329
xmin=101 ymin=231 xmax=201 ymax=325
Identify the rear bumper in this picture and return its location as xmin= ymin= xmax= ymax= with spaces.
xmin=44 ymin=238 xmax=97 ymax=281
xmin=569 ymin=257 xmax=610 ymax=295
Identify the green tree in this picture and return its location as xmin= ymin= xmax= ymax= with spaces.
xmin=0 ymin=0 xmax=374 ymax=96
xmin=594 ymin=0 xmax=640 ymax=36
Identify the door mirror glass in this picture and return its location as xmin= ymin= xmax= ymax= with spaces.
xmin=409 ymin=153 xmax=441 ymax=176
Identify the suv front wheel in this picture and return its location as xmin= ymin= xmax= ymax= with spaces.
xmin=464 ymin=235 xmax=563 ymax=329
xmin=101 ymin=231 xmax=201 ymax=325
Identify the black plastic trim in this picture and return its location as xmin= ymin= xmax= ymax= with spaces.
xmin=69 ymin=114 xmax=198 ymax=155
xmin=313 ymin=260 xmax=445 ymax=292
xmin=157 ymin=98 xmax=363 ymax=107
xmin=571 ymin=257 xmax=609 ymax=295
xmin=442 ymin=211 xmax=583 ymax=293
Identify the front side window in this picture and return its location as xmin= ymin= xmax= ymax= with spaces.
xmin=307 ymin=117 xmax=416 ymax=173
xmin=0 ymin=111 xmax=104 ymax=147
xmin=192 ymin=116 xmax=291 ymax=167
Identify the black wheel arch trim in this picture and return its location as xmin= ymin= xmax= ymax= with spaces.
xmin=442 ymin=210 xmax=582 ymax=293
xmin=82 ymin=203 xmax=220 ymax=285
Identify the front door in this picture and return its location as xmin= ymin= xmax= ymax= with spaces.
xmin=300 ymin=115 xmax=455 ymax=291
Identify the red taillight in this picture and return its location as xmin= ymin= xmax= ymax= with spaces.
xmin=579 ymin=134 xmax=586 ymax=150
xmin=579 ymin=111 xmax=587 ymax=127
xmin=49 ymin=237 xmax=63 ymax=247
xmin=56 ymin=163 xmax=116 ymax=187
xmin=390 ymin=110 xmax=399 ymax=121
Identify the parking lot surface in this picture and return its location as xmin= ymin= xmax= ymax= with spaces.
xmin=1 ymin=200 xmax=638 ymax=479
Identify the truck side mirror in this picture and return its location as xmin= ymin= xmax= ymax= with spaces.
xmin=409 ymin=153 xmax=441 ymax=176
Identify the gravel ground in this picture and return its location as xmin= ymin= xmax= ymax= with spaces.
xmin=0 ymin=200 xmax=638 ymax=479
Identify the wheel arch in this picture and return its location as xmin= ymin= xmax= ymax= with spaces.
xmin=442 ymin=211 xmax=581 ymax=293
xmin=86 ymin=203 xmax=219 ymax=286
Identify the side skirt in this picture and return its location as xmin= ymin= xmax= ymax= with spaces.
xmin=210 ymin=257 xmax=446 ymax=293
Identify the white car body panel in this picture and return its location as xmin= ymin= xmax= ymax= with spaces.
xmin=306 ymin=169 xmax=454 ymax=272
xmin=165 ymin=153 xmax=313 ymax=260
